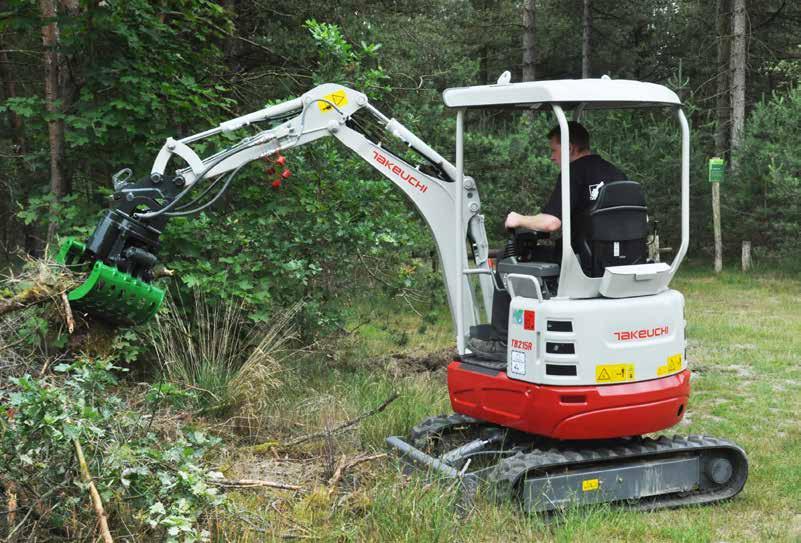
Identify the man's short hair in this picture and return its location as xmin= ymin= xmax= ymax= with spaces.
xmin=547 ymin=121 xmax=590 ymax=151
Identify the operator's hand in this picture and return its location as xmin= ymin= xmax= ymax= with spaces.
xmin=505 ymin=212 xmax=524 ymax=229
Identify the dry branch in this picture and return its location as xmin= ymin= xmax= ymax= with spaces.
xmin=281 ymin=392 xmax=399 ymax=449
xmin=209 ymin=478 xmax=301 ymax=491
xmin=327 ymin=453 xmax=387 ymax=489
xmin=61 ymin=292 xmax=75 ymax=333
xmin=0 ymin=256 xmax=79 ymax=318
xmin=0 ymin=286 xmax=59 ymax=317
xmin=73 ymin=438 xmax=113 ymax=543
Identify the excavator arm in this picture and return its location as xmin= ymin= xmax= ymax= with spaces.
xmin=58 ymin=84 xmax=494 ymax=331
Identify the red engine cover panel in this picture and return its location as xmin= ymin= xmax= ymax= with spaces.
xmin=447 ymin=361 xmax=691 ymax=439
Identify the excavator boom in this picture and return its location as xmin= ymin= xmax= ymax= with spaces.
xmin=60 ymin=84 xmax=493 ymax=327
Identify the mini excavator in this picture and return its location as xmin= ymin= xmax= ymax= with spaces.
xmin=58 ymin=76 xmax=747 ymax=512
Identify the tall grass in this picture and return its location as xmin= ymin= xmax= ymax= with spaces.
xmin=148 ymin=291 xmax=301 ymax=421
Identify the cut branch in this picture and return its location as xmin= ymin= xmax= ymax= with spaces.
xmin=328 ymin=453 xmax=387 ymax=489
xmin=61 ymin=292 xmax=74 ymax=333
xmin=0 ymin=286 xmax=62 ymax=317
xmin=73 ymin=438 xmax=113 ymax=543
xmin=208 ymin=478 xmax=301 ymax=491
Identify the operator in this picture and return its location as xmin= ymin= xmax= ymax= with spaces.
xmin=471 ymin=122 xmax=626 ymax=360
xmin=504 ymin=121 xmax=626 ymax=244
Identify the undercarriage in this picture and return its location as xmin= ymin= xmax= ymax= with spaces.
xmin=387 ymin=414 xmax=748 ymax=513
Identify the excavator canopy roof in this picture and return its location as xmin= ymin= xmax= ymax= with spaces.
xmin=442 ymin=78 xmax=681 ymax=110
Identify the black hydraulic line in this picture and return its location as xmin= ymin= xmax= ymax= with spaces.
xmin=135 ymin=138 xmax=254 ymax=220
xmin=172 ymin=173 xmax=226 ymax=212
xmin=163 ymin=163 xmax=245 ymax=217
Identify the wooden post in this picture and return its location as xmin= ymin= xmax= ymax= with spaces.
xmin=709 ymin=158 xmax=725 ymax=273
xmin=713 ymin=183 xmax=722 ymax=272
xmin=741 ymin=241 xmax=751 ymax=272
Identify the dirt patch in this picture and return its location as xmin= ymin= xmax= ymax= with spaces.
xmin=225 ymin=454 xmax=323 ymax=489
xmin=384 ymin=347 xmax=454 ymax=375
xmin=726 ymin=364 xmax=755 ymax=378
xmin=790 ymin=515 xmax=801 ymax=540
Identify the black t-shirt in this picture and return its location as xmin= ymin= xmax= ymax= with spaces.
xmin=541 ymin=154 xmax=626 ymax=245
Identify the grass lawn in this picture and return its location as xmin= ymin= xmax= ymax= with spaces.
xmin=222 ymin=268 xmax=801 ymax=542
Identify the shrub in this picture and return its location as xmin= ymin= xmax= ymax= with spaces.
xmin=0 ymin=358 xmax=224 ymax=541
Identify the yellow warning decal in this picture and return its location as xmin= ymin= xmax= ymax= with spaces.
xmin=318 ymin=89 xmax=348 ymax=112
xmin=582 ymin=479 xmax=600 ymax=492
xmin=657 ymin=353 xmax=683 ymax=377
xmin=596 ymin=363 xmax=635 ymax=383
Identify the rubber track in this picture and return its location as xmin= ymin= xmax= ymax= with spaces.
xmin=409 ymin=413 xmax=482 ymax=448
xmin=410 ymin=415 xmax=748 ymax=511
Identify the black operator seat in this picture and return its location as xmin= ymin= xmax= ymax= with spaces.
xmin=577 ymin=180 xmax=649 ymax=278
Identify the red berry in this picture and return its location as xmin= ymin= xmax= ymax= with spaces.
xmin=271 ymin=179 xmax=282 ymax=189
xmin=281 ymin=169 xmax=292 ymax=179
xmin=275 ymin=155 xmax=287 ymax=166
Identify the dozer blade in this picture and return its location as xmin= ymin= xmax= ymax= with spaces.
xmin=56 ymin=238 xmax=164 ymax=325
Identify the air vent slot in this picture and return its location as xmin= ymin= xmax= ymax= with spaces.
xmin=546 ymin=364 xmax=577 ymax=376
xmin=546 ymin=342 xmax=575 ymax=354
xmin=547 ymin=320 xmax=573 ymax=332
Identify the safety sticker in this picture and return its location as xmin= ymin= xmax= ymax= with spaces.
xmin=510 ymin=350 xmax=526 ymax=375
xmin=318 ymin=89 xmax=348 ymax=112
xmin=596 ymin=363 xmax=635 ymax=383
xmin=512 ymin=309 xmax=524 ymax=326
xmin=582 ymin=478 xmax=600 ymax=492
xmin=657 ymin=353 xmax=683 ymax=376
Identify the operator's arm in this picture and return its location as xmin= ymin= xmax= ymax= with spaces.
xmin=505 ymin=212 xmax=561 ymax=232
xmin=505 ymin=171 xmax=576 ymax=232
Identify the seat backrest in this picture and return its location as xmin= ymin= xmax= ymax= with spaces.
xmin=578 ymin=180 xmax=648 ymax=277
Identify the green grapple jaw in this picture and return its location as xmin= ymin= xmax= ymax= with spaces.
xmin=56 ymin=238 xmax=165 ymax=325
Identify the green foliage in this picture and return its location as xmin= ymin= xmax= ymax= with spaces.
xmin=304 ymin=18 xmax=389 ymax=95
xmin=728 ymin=84 xmax=801 ymax=257
xmin=145 ymin=381 xmax=198 ymax=409
xmin=0 ymin=358 xmax=225 ymax=541
xmin=464 ymin=114 xmax=557 ymax=241
xmin=4 ymin=0 xmax=235 ymax=249
xmin=156 ymin=20 xmax=427 ymax=329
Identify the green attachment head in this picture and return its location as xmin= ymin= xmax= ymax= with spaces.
xmin=57 ymin=237 xmax=165 ymax=325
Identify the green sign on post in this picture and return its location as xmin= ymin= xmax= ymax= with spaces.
xmin=709 ymin=157 xmax=725 ymax=183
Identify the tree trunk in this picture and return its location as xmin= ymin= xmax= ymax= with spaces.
xmin=522 ymin=0 xmax=535 ymax=82
xmin=40 ymin=0 xmax=67 ymax=249
xmin=0 ymin=50 xmax=24 ymax=150
xmin=582 ymin=0 xmax=592 ymax=78
xmin=713 ymin=0 xmax=731 ymax=274
xmin=729 ymin=0 xmax=747 ymax=170
xmin=741 ymin=240 xmax=751 ymax=272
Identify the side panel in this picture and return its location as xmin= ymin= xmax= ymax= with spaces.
xmin=506 ymin=289 xmax=686 ymax=387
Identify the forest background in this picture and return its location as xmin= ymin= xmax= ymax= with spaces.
xmin=2 ymin=0 xmax=801 ymax=314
